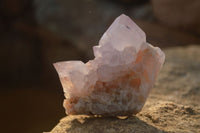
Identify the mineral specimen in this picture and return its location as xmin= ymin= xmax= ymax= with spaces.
xmin=54 ymin=14 xmax=165 ymax=116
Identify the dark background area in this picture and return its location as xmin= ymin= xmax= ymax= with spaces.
xmin=0 ymin=0 xmax=200 ymax=133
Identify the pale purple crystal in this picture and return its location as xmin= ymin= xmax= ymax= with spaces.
xmin=54 ymin=14 xmax=165 ymax=116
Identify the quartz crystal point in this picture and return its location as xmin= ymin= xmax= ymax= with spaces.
xmin=54 ymin=14 xmax=165 ymax=116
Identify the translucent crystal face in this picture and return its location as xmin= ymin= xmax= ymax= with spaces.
xmin=54 ymin=14 xmax=165 ymax=116
xmin=97 ymin=14 xmax=146 ymax=52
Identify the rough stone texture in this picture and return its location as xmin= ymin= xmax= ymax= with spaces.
xmin=148 ymin=45 xmax=200 ymax=107
xmin=139 ymin=102 xmax=200 ymax=133
xmin=47 ymin=114 xmax=167 ymax=133
xmin=152 ymin=0 xmax=200 ymax=34
xmin=47 ymin=45 xmax=200 ymax=133
xmin=47 ymin=102 xmax=200 ymax=133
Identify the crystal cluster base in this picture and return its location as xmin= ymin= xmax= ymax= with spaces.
xmin=54 ymin=14 xmax=165 ymax=116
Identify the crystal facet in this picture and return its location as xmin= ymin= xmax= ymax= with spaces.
xmin=54 ymin=14 xmax=165 ymax=116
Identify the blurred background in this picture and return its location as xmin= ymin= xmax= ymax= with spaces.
xmin=0 ymin=0 xmax=200 ymax=133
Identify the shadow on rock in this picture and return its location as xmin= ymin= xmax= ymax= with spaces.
xmin=50 ymin=115 xmax=167 ymax=133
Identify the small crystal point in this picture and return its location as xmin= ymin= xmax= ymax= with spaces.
xmin=95 ymin=14 xmax=146 ymax=58
xmin=54 ymin=14 xmax=165 ymax=116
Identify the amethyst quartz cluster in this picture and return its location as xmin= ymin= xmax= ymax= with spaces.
xmin=54 ymin=14 xmax=165 ymax=116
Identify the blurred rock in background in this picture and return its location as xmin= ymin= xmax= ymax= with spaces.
xmin=34 ymin=0 xmax=124 ymax=59
xmin=152 ymin=0 xmax=200 ymax=34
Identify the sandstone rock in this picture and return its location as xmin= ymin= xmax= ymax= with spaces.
xmin=152 ymin=0 xmax=200 ymax=34
xmin=47 ymin=45 xmax=200 ymax=133
xmin=47 ymin=101 xmax=200 ymax=133
xmin=47 ymin=114 xmax=167 ymax=133
xmin=150 ymin=45 xmax=200 ymax=107
xmin=139 ymin=102 xmax=200 ymax=133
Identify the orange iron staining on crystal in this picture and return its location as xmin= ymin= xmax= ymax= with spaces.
xmin=54 ymin=14 xmax=165 ymax=116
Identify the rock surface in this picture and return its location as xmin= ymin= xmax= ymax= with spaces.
xmin=152 ymin=0 xmax=200 ymax=34
xmin=47 ymin=45 xmax=200 ymax=133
